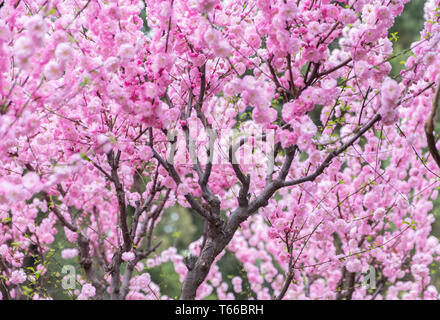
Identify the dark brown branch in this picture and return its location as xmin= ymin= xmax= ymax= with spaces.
xmin=346 ymin=272 xmax=356 ymax=300
xmin=151 ymin=148 xmax=215 ymax=223
xmin=44 ymin=193 xmax=77 ymax=232
xmin=90 ymin=159 xmax=114 ymax=182
xmin=197 ymin=63 xmax=206 ymax=109
xmin=425 ymin=82 xmax=440 ymax=170
xmin=283 ymin=114 xmax=381 ymax=187
xmin=317 ymin=58 xmax=352 ymax=78
xmin=0 ymin=261 xmax=10 ymax=300
xmin=78 ymin=232 xmax=106 ymax=298
xmin=228 ymin=142 xmax=251 ymax=207
xmin=107 ymin=150 xmax=132 ymax=252
xmin=370 ymin=276 xmax=387 ymax=300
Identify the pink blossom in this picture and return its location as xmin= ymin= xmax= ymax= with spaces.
xmin=253 ymin=107 xmax=277 ymax=125
xmin=80 ymin=283 xmax=96 ymax=299
xmin=22 ymin=172 xmax=42 ymax=192
xmin=197 ymin=0 xmax=219 ymax=13
xmin=14 ymin=36 xmax=35 ymax=58
xmin=279 ymin=2 xmax=298 ymax=19
xmin=139 ymin=145 xmax=153 ymax=162
xmin=177 ymin=182 xmax=191 ymax=196
xmin=10 ymin=270 xmax=27 ymax=284
xmin=339 ymin=9 xmax=358 ymax=24
xmin=423 ymin=52 xmax=436 ymax=66
xmin=25 ymin=15 xmax=47 ymax=38
xmin=118 ymin=44 xmax=136 ymax=61
xmin=61 ymin=248 xmax=79 ymax=259
xmin=374 ymin=208 xmax=386 ymax=220
xmin=55 ymin=43 xmax=74 ymax=61
xmin=44 ymin=61 xmax=63 ymax=80
xmin=0 ymin=21 xmax=11 ymax=42
xmin=96 ymin=134 xmax=112 ymax=154
xmin=122 ymin=252 xmax=136 ymax=262
xmin=346 ymin=259 xmax=362 ymax=273
xmin=300 ymin=120 xmax=317 ymax=138
xmin=381 ymin=78 xmax=401 ymax=103
xmin=104 ymin=57 xmax=120 ymax=72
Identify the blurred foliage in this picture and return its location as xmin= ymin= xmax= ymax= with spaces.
xmin=154 ymin=206 xmax=199 ymax=252
xmin=148 ymin=261 xmax=182 ymax=299
xmin=389 ymin=0 xmax=427 ymax=77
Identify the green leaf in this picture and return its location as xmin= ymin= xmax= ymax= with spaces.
xmin=48 ymin=7 xmax=57 ymax=15
xmin=79 ymin=77 xmax=89 ymax=88
xmin=172 ymin=231 xmax=181 ymax=238
xmin=80 ymin=153 xmax=91 ymax=161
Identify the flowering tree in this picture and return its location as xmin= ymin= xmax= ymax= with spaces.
xmin=1 ymin=0 xmax=440 ymax=300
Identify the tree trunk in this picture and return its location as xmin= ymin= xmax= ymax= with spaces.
xmin=180 ymin=232 xmax=231 ymax=300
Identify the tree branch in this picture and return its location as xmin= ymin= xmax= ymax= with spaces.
xmin=425 ymin=81 xmax=440 ymax=170
xmin=283 ymin=114 xmax=381 ymax=187
xmin=107 ymin=150 xmax=132 ymax=252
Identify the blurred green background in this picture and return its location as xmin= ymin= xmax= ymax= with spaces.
xmin=389 ymin=0 xmax=427 ymax=77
